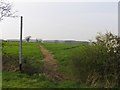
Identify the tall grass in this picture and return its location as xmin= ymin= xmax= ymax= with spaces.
xmin=2 ymin=42 xmax=44 ymax=74
xmin=70 ymin=44 xmax=119 ymax=88
xmin=2 ymin=71 xmax=56 ymax=88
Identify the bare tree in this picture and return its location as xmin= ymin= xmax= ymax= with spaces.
xmin=25 ymin=36 xmax=31 ymax=42
xmin=0 ymin=0 xmax=17 ymax=21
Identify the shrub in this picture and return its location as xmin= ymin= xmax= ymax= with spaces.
xmin=70 ymin=32 xmax=120 ymax=88
xmin=70 ymin=45 xmax=108 ymax=87
xmin=95 ymin=32 xmax=120 ymax=88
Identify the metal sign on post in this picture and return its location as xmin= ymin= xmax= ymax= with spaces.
xmin=19 ymin=16 xmax=23 ymax=72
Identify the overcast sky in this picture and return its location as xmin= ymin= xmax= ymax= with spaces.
xmin=0 ymin=1 xmax=118 ymax=41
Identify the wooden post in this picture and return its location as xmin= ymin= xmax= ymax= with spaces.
xmin=118 ymin=1 xmax=120 ymax=37
xmin=19 ymin=16 xmax=23 ymax=72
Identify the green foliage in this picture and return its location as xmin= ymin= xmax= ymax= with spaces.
xmin=3 ymin=42 xmax=44 ymax=74
xmin=43 ymin=43 xmax=92 ymax=87
xmin=2 ymin=71 xmax=56 ymax=88
xmin=43 ymin=43 xmax=84 ymax=73
xmin=58 ymin=81 xmax=80 ymax=88
xmin=3 ymin=42 xmax=85 ymax=88
xmin=95 ymin=32 xmax=120 ymax=87
xmin=3 ymin=42 xmax=43 ymax=60
xmin=70 ymin=32 xmax=120 ymax=88
xmin=0 ymin=72 xmax=1 ymax=88
xmin=4 ymin=39 xmax=120 ymax=88
xmin=2 ymin=42 xmax=45 ymax=87
xmin=70 ymin=45 xmax=108 ymax=87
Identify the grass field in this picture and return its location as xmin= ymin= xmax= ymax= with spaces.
xmin=2 ymin=42 xmax=86 ymax=88
xmin=3 ymin=42 xmax=116 ymax=88
xmin=2 ymin=42 xmax=50 ymax=88
xmin=3 ymin=71 xmax=56 ymax=88
xmin=42 ymin=43 xmax=120 ymax=88
xmin=3 ymin=42 xmax=43 ymax=60
xmin=42 ymin=43 xmax=86 ymax=73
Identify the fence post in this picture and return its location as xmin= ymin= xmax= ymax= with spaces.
xmin=19 ymin=16 xmax=23 ymax=72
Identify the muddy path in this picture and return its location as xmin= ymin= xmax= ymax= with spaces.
xmin=39 ymin=45 xmax=64 ymax=82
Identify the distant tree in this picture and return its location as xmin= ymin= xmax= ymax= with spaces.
xmin=38 ymin=39 xmax=42 ymax=43
xmin=0 ymin=0 xmax=17 ymax=21
xmin=36 ymin=38 xmax=38 ymax=43
xmin=25 ymin=36 xmax=31 ymax=42
xmin=36 ymin=38 xmax=42 ymax=43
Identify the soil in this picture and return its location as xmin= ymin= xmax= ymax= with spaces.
xmin=39 ymin=45 xmax=64 ymax=82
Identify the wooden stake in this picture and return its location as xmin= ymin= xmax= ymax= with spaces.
xmin=19 ymin=16 xmax=23 ymax=72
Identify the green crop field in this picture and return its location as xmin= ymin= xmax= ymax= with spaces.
xmin=2 ymin=42 xmax=85 ymax=88
xmin=2 ymin=42 xmax=53 ymax=88
xmin=42 ymin=43 xmax=86 ymax=73
xmin=3 ymin=42 xmax=43 ymax=60
xmin=2 ymin=41 xmax=119 ymax=88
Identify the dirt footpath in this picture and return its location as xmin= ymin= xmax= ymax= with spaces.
xmin=39 ymin=45 xmax=64 ymax=82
